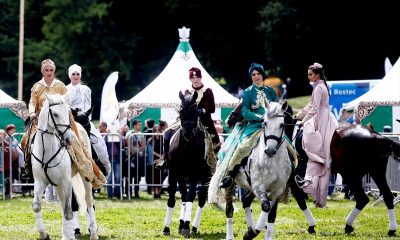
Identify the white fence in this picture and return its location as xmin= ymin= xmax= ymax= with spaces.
xmin=1 ymin=132 xmax=400 ymax=201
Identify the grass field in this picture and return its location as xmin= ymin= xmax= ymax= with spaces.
xmin=0 ymin=190 xmax=398 ymax=240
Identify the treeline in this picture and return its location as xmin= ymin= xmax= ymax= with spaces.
xmin=1 ymin=0 xmax=397 ymax=118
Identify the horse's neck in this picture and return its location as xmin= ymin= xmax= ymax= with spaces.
xmin=34 ymin=129 xmax=62 ymax=158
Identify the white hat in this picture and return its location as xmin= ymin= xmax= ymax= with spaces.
xmin=68 ymin=64 xmax=82 ymax=79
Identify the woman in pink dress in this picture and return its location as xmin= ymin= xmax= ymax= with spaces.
xmin=295 ymin=62 xmax=338 ymax=208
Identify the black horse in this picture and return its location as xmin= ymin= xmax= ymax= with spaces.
xmin=293 ymin=123 xmax=400 ymax=236
xmin=162 ymin=91 xmax=212 ymax=238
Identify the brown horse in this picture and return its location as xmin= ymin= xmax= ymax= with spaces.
xmin=330 ymin=124 xmax=400 ymax=236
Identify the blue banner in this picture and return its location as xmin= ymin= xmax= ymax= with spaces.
xmin=327 ymin=80 xmax=380 ymax=122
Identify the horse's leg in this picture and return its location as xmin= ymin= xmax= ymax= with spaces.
xmin=243 ymin=187 xmax=274 ymax=239
xmin=289 ymin=169 xmax=316 ymax=233
xmin=343 ymin=176 xmax=368 ymax=235
xmin=265 ymin=202 xmax=278 ymax=240
xmin=371 ymin=171 xmax=397 ymax=236
xmin=178 ymin=177 xmax=190 ymax=237
xmin=180 ymin=178 xmax=197 ymax=238
xmin=32 ymin=180 xmax=50 ymax=240
xmin=242 ymin=191 xmax=256 ymax=231
xmin=83 ymin=180 xmax=99 ymax=240
xmin=225 ymin=185 xmax=235 ymax=240
xmin=56 ymin=183 xmax=75 ymax=240
xmin=163 ymin=174 xmax=178 ymax=235
xmin=71 ymin=190 xmax=81 ymax=236
xmin=192 ymin=177 xmax=208 ymax=234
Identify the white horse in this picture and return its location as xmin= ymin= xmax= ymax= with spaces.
xmin=209 ymin=100 xmax=292 ymax=240
xmin=31 ymin=94 xmax=99 ymax=240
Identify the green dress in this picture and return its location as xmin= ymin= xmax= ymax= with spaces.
xmin=218 ymin=84 xmax=279 ymax=171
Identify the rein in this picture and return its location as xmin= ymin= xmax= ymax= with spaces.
xmin=31 ymin=129 xmax=67 ymax=186
xmin=48 ymin=101 xmax=71 ymax=141
xmin=31 ymin=101 xmax=71 ymax=186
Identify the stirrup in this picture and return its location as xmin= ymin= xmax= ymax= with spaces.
xmin=295 ymin=175 xmax=306 ymax=188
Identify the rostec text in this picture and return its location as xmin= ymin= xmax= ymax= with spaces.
xmin=333 ymin=89 xmax=356 ymax=95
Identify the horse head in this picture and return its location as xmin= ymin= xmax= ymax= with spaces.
xmin=71 ymin=106 xmax=92 ymax=135
xmin=40 ymin=94 xmax=73 ymax=145
xmin=178 ymin=90 xmax=199 ymax=141
xmin=263 ymin=100 xmax=288 ymax=157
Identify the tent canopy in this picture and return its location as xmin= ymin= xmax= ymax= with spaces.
xmin=0 ymin=89 xmax=28 ymax=132
xmin=121 ymin=27 xmax=239 ymax=116
xmin=343 ymin=56 xmax=400 ymax=111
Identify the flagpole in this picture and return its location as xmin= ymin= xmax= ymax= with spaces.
xmin=17 ymin=0 xmax=24 ymax=101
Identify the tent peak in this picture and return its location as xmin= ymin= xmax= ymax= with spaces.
xmin=178 ymin=26 xmax=190 ymax=42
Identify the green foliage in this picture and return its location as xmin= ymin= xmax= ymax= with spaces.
xmin=0 ymin=193 xmax=397 ymax=239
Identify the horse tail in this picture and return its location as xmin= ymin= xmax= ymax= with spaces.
xmin=72 ymin=173 xmax=87 ymax=214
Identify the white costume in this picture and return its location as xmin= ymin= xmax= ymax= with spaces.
xmin=66 ymin=83 xmax=92 ymax=118
xmin=67 ymin=64 xmax=111 ymax=177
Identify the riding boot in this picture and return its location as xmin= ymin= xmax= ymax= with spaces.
xmin=21 ymin=151 xmax=32 ymax=180
xmin=219 ymin=164 xmax=241 ymax=188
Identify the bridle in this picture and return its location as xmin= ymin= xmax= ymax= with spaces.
xmin=32 ymin=101 xmax=71 ymax=186
xmin=179 ymin=103 xmax=199 ymax=142
xmin=263 ymin=114 xmax=285 ymax=151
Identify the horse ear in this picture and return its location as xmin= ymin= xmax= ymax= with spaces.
xmin=281 ymin=100 xmax=288 ymax=112
xmin=264 ymin=99 xmax=270 ymax=109
xmin=71 ymin=108 xmax=78 ymax=116
xmin=85 ymin=106 xmax=93 ymax=117
xmin=179 ymin=91 xmax=185 ymax=101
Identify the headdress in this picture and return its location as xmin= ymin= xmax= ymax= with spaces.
xmin=5 ymin=124 xmax=16 ymax=132
xmin=312 ymin=62 xmax=323 ymax=69
xmin=68 ymin=64 xmax=82 ymax=79
xmin=248 ymin=63 xmax=266 ymax=79
xmin=189 ymin=67 xmax=202 ymax=78
xmin=41 ymin=59 xmax=56 ymax=73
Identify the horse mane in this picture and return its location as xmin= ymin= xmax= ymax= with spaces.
xmin=266 ymin=102 xmax=281 ymax=118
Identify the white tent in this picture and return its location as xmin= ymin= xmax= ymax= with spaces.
xmin=342 ymin=57 xmax=400 ymax=132
xmin=121 ymin=27 xmax=239 ymax=124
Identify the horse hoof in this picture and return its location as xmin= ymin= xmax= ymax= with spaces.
xmin=181 ymin=228 xmax=191 ymax=238
xmin=387 ymin=229 xmax=396 ymax=236
xmin=74 ymin=228 xmax=81 ymax=236
xmin=243 ymin=228 xmax=260 ymax=240
xmin=163 ymin=226 xmax=170 ymax=235
xmin=307 ymin=225 xmax=316 ymax=234
xmin=90 ymin=233 xmax=99 ymax=240
xmin=39 ymin=230 xmax=50 ymax=240
xmin=178 ymin=220 xmax=184 ymax=234
xmin=345 ymin=224 xmax=354 ymax=234
xmin=191 ymin=226 xmax=198 ymax=235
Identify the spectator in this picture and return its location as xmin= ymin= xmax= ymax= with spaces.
xmin=5 ymin=124 xmax=23 ymax=193
xmin=104 ymin=126 xmax=124 ymax=199
xmin=149 ymin=124 xmax=164 ymax=198
xmin=143 ymin=119 xmax=155 ymax=195
xmin=127 ymin=119 xmax=146 ymax=198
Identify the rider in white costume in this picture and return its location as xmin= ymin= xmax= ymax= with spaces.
xmin=66 ymin=64 xmax=110 ymax=175
xmin=66 ymin=64 xmax=111 ymax=234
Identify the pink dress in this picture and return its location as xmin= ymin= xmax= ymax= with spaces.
xmin=297 ymin=80 xmax=338 ymax=208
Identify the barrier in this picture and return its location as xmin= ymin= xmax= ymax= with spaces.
xmin=3 ymin=130 xmax=400 ymax=202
